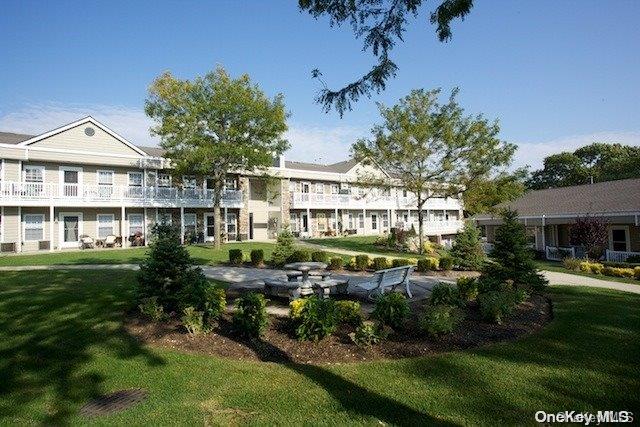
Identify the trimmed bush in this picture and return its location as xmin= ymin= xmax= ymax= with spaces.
xmin=372 ymin=257 xmax=391 ymax=270
xmin=233 ymin=292 xmax=269 ymax=338
xmin=392 ymin=258 xmax=411 ymax=268
xmin=311 ymin=251 xmax=329 ymax=263
xmin=456 ymin=276 xmax=478 ymax=301
xmin=430 ymin=282 xmax=462 ymax=306
xmin=450 ymin=221 xmax=485 ymax=271
xmin=289 ymin=298 xmax=308 ymax=321
xmin=354 ymin=255 xmax=370 ymax=271
xmin=287 ymin=249 xmax=312 ymax=263
xmin=478 ymin=291 xmax=516 ymax=324
xmin=327 ymin=257 xmax=344 ymax=270
xmin=634 ymin=267 xmax=640 ymax=280
xmin=562 ymin=257 xmax=581 ymax=271
xmin=420 ymin=305 xmax=463 ymax=337
xmin=204 ymin=285 xmax=226 ymax=322
xmin=416 ymin=257 xmax=439 ymax=272
xmin=589 ymin=263 xmax=604 ymax=275
xmin=295 ymin=296 xmax=338 ymax=341
xmin=602 ymin=266 xmax=635 ymax=278
xmin=350 ymin=321 xmax=386 ymax=346
xmin=439 ymin=255 xmax=454 ymax=271
xmin=335 ymin=300 xmax=362 ymax=325
xmin=138 ymin=296 xmax=165 ymax=321
xmin=250 ymin=249 xmax=264 ymax=266
xmin=372 ymin=292 xmax=410 ymax=330
xmin=182 ymin=306 xmax=206 ymax=336
xmin=228 ymin=249 xmax=244 ymax=266
xmin=271 ymin=228 xmax=295 ymax=267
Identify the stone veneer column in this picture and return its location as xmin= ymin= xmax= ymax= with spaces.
xmin=238 ymin=176 xmax=250 ymax=241
xmin=280 ymin=178 xmax=291 ymax=231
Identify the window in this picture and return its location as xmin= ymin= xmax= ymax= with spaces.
xmin=403 ymin=213 xmax=409 ymax=223
xmin=24 ymin=214 xmax=44 ymax=241
xmin=301 ymin=182 xmax=310 ymax=193
xmin=330 ymin=212 xmax=337 ymax=230
xmin=348 ymin=213 xmax=354 ymax=229
xmin=184 ymin=213 xmax=197 ymax=236
xmin=97 ymin=214 xmax=114 ymax=238
xmin=158 ymin=173 xmax=171 ymax=187
xmin=331 ymin=184 xmax=339 ymax=194
xmin=289 ymin=181 xmax=296 ymax=193
xmin=24 ymin=166 xmax=44 ymax=182
xmin=358 ymin=213 xmax=364 ymax=229
xmin=224 ymin=177 xmax=237 ymax=190
xmin=611 ymin=227 xmax=629 ymax=252
xmin=128 ymin=172 xmax=143 ymax=187
xmin=146 ymin=171 xmax=157 ymax=187
xmin=97 ymin=170 xmax=114 ymax=186
xmin=128 ymin=214 xmax=144 ymax=236
xmin=157 ymin=212 xmax=172 ymax=225
xmin=315 ymin=183 xmax=324 ymax=194
xmin=182 ymin=176 xmax=197 ymax=189
xmin=382 ymin=213 xmax=389 ymax=228
xmin=317 ymin=213 xmax=326 ymax=232
xmin=226 ymin=213 xmax=237 ymax=234
xmin=371 ymin=214 xmax=378 ymax=230
xmin=402 ymin=189 xmax=408 ymax=197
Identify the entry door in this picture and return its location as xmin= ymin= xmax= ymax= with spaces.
xmin=249 ymin=213 xmax=254 ymax=240
xmin=59 ymin=213 xmax=83 ymax=248
xmin=204 ymin=214 xmax=215 ymax=242
xmin=301 ymin=213 xmax=309 ymax=233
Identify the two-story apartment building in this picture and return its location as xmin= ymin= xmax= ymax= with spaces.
xmin=0 ymin=117 xmax=464 ymax=252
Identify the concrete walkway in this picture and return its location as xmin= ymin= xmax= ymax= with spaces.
xmin=542 ymin=271 xmax=640 ymax=294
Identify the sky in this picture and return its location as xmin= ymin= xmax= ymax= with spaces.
xmin=1 ymin=0 xmax=639 ymax=170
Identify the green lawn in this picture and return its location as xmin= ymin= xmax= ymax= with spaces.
xmin=307 ymin=235 xmax=440 ymax=259
xmin=536 ymin=259 xmax=640 ymax=285
xmin=1 ymin=270 xmax=638 ymax=425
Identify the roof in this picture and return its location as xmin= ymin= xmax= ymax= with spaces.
xmin=476 ymin=178 xmax=640 ymax=219
xmin=0 ymin=132 xmax=34 ymax=145
xmin=284 ymin=159 xmax=359 ymax=173
xmin=136 ymin=145 xmax=166 ymax=157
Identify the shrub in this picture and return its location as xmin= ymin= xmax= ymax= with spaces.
xmin=311 ymin=251 xmax=329 ymax=263
xmin=287 ymin=249 xmax=312 ymax=263
xmin=392 ymin=258 xmax=411 ymax=268
xmin=327 ymin=257 xmax=344 ymax=270
xmin=335 ymin=300 xmax=362 ymax=325
xmin=350 ymin=321 xmax=386 ymax=346
xmin=271 ymin=228 xmax=295 ymax=267
xmin=137 ymin=224 xmax=208 ymax=312
xmin=138 ymin=296 xmax=165 ymax=321
xmin=602 ymin=266 xmax=635 ymax=278
xmin=204 ymin=285 xmax=226 ymax=322
xmin=456 ymin=276 xmax=478 ymax=301
xmin=228 ymin=249 xmax=244 ymax=266
xmin=233 ymin=292 xmax=269 ymax=338
xmin=182 ymin=306 xmax=206 ymax=336
xmin=250 ymin=249 xmax=264 ymax=266
xmin=634 ymin=267 xmax=640 ymax=280
xmin=514 ymin=288 xmax=529 ymax=304
xmin=295 ymin=296 xmax=338 ymax=341
xmin=289 ymin=298 xmax=308 ymax=321
xmin=439 ymin=255 xmax=454 ymax=271
xmin=417 ymin=257 xmax=439 ymax=272
xmin=372 ymin=292 xmax=410 ymax=330
xmin=562 ymin=257 xmax=581 ymax=271
xmin=354 ymin=255 xmax=370 ymax=271
xmin=372 ymin=257 xmax=391 ymax=270
xmin=589 ymin=263 xmax=604 ymax=275
xmin=420 ymin=305 xmax=463 ymax=337
xmin=450 ymin=221 xmax=485 ymax=271
xmin=176 ymin=268 xmax=211 ymax=312
xmin=430 ymin=282 xmax=462 ymax=306
xmin=478 ymin=291 xmax=516 ymax=324
xmin=627 ymin=255 xmax=640 ymax=263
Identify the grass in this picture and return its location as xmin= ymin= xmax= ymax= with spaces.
xmin=307 ymin=235 xmax=442 ymax=259
xmin=1 ymin=269 xmax=638 ymax=425
xmin=536 ymin=259 xmax=640 ymax=285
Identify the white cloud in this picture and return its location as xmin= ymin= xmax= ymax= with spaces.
xmin=284 ymin=124 xmax=368 ymax=164
xmin=512 ymin=131 xmax=640 ymax=170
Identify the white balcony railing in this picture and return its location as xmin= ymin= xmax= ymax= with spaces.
xmin=291 ymin=192 xmax=462 ymax=211
xmin=0 ymin=181 xmax=243 ymax=208
xmin=605 ymin=249 xmax=640 ymax=263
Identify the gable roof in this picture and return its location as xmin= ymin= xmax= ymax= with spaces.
xmin=476 ymin=178 xmax=640 ymax=219
xmin=0 ymin=132 xmax=34 ymax=145
xmin=17 ymin=116 xmax=149 ymax=156
xmin=136 ymin=145 xmax=166 ymax=157
xmin=283 ymin=159 xmax=359 ymax=174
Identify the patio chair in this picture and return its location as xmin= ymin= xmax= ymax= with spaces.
xmin=104 ymin=235 xmax=118 ymax=248
xmin=352 ymin=265 xmax=414 ymax=299
xmin=79 ymin=235 xmax=95 ymax=249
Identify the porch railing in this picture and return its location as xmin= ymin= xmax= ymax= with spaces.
xmin=605 ymin=249 xmax=640 ymax=263
xmin=545 ymin=246 xmax=575 ymax=261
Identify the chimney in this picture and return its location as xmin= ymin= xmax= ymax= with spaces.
xmin=278 ymin=154 xmax=285 ymax=168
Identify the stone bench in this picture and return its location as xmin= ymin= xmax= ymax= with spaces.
xmin=313 ymin=279 xmax=349 ymax=299
xmin=285 ymin=271 xmax=303 ymax=282
xmin=263 ymin=278 xmax=301 ymax=301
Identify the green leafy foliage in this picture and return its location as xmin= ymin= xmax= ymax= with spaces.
xmin=349 ymin=321 xmax=387 ymax=347
xmin=569 ymin=216 xmax=609 ymax=260
xmin=250 ymin=249 xmax=264 ymax=266
xmin=478 ymin=291 xmax=516 ymax=324
xmin=416 ymin=257 xmax=439 ymax=272
xmin=311 ymin=251 xmax=329 ymax=263
xmin=372 ymin=257 xmax=391 ymax=270
xmin=287 ymin=249 xmax=311 ymax=263
xmin=439 ymin=255 xmax=454 ymax=271
xmin=456 ymin=276 xmax=478 ymax=301
xmin=420 ymin=305 xmax=463 ymax=337
xmin=430 ymin=283 xmax=462 ymax=306
xmin=354 ymin=255 xmax=370 ymax=271
xmin=204 ymin=285 xmax=226 ymax=322
xmin=271 ymin=228 xmax=295 ymax=267
xmin=138 ymin=296 xmax=165 ymax=321
xmin=392 ymin=258 xmax=411 ymax=267
xmin=228 ymin=249 xmax=244 ymax=266
xmin=562 ymin=257 xmax=581 ymax=271
xmin=463 ymin=168 xmax=527 ymax=216
xmin=295 ymin=296 xmax=338 ymax=341
xmin=182 ymin=306 xmax=206 ymax=336
xmin=233 ymin=292 xmax=269 ymax=338
xmin=335 ymin=300 xmax=362 ymax=326
xmin=372 ymin=292 xmax=410 ymax=330
xmin=327 ymin=257 xmax=344 ymax=270
xmin=450 ymin=222 xmax=485 ymax=271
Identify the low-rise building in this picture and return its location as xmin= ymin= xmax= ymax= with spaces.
xmin=0 ymin=117 xmax=464 ymax=252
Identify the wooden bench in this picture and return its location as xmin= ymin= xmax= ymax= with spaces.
xmin=352 ymin=265 xmax=414 ymax=299
xmin=263 ymin=279 xmax=302 ymax=301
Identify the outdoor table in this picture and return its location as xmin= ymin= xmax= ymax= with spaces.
xmin=283 ymin=262 xmax=328 ymax=296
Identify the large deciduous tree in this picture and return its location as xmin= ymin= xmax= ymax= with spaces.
xmin=299 ymin=0 xmax=474 ymax=116
xmin=352 ymin=88 xmax=515 ymax=254
xmin=569 ymin=216 xmax=609 ymax=260
xmin=145 ymin=66 xmax=289 ymax=249
xmin=462 ymin=167 xmax=528 ymax=216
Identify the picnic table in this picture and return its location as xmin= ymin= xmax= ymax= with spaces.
xmin=283 ymin=262 xmax=327 ymax=296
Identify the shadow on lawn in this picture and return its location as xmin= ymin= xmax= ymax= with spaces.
xmin=0 ymin=270 xmax=164 ymax=425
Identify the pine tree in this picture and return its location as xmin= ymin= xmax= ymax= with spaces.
xmin=450 ymin=221 xmax=485 ymax=271
xmin=271 ymin=227 xmax=295 ymax=267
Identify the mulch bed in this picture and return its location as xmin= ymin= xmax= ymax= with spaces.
xmin=124 ymin=294 xmax=552 ymax=365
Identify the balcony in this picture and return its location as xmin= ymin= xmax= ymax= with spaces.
xmin=290 ymin=192 xmax=462 ymax=211
xmin=0 ymin=182 xmax=244 ymax=208
xmin=398 ymin=220 xmax=465 ymax=235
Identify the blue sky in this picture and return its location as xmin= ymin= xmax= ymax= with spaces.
xmin=1 ymin=0 xmax=639 ymax=169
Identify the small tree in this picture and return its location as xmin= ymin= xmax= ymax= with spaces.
xmin=137 ymin=224 xmax=209 ymax=312
xmin=450 ymin=221 xmax=485 ymax=271
xmin=487 ymin=209 xmax=547 ymax=291
xmin=352 ymin=88 xmax=515 ymax=254
xmin=271 ymin=227 xmax=295 ymax=267
xmin=145 ymin=66 xmax=289 ymax=249
xmin=569 ymin=216 xmax=609 ymax=260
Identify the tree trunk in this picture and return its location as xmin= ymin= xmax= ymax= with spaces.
xmin=417 ymin=202 xmax=424 ymax=255
xmin=213 ymin=183 xmax=223 ymax=250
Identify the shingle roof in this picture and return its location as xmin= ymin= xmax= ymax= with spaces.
xmin=0 ymin=132 xmax=34 ymax=144
xmin=135 ymin=145 xmax=166 ymax=157
xmin=476 ymin=178 xmax=640 ymax=218
xmin=284 ymin=159 xmax=358 ymax=173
